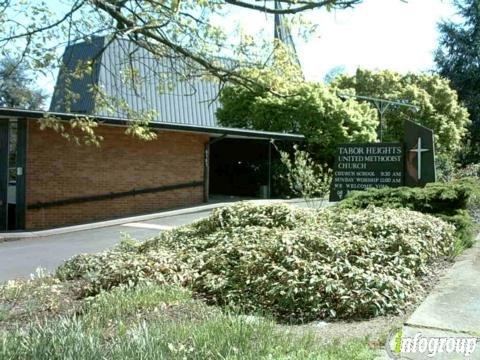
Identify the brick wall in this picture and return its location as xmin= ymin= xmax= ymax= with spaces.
xmin=25 ymin=121 xmax=208 ymax=230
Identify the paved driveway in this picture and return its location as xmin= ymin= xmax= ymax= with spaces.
xmin=0 ymin=210 xmax=211 ymax=282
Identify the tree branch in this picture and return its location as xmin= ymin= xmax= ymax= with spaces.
xmin=90 ymin=0 xmax=261 ymax=90
xmin=0 ymin=0 xmax=86 ymax=43
xmin=223 ymin=0 xmax=361 ymax=14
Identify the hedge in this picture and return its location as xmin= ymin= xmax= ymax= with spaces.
xmin=338 ymin=178 xmax=479 ymax=250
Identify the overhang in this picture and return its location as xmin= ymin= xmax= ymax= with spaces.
xmin=0 ymin=108 xmax=304 ymax=141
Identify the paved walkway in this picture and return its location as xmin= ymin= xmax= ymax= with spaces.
xmin=0 ymin=210 xmax=211 ymax=282
xmin=398 ymin=240 xmax=480 ymax=359
xmin=0 ymin=198 xmax=322 ymax=283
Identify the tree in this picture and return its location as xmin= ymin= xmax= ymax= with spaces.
xmin=0 ymin=0 xmax=364 ymax=142
xmin=324 ymin=65 xmax=347 ymax=83
xmin=216 ymin=65 xmax=378 ymax=163
xmin=279 ymin=145 xmax=332 ymax=206
xmin=0 ymin=1 xmax=361 ymax=93
xmin=435 ymin=0 xmax=480 ymax=161
xmin=331 ymin=69 xmax=470 ymax=158
xmin=0 ymin=57 xmax=46 ymax=109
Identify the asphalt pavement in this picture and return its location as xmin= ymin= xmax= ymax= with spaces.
xmin=0 ymin=210 xmax=211 ymax=282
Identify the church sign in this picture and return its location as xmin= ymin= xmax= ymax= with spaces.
xmin=329 ymin=120 xmax=436 ymax=201
xmin=330 ymin=143 xmax=404 ymax=201
xmin=404 ymin=119 xmax=436 ymax=187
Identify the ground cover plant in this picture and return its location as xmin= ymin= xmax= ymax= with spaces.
xmin=339 ymin=178 xmax=480 ymax=252
xmin=1 ymin=202 xmax=462 ymax=358
xmin=56 ymin=203 xmax=456 ymax=324
xmin=0 ymin=280 xmax=377 ymax=360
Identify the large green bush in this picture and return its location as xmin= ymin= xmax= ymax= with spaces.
xmin=331 ymin=69 xmax=470 ymax=157
xmin=216 ymin=67 xmax=378 ymax=163
xmin=339 ymin=178 xmax=479 ymax=213
xmin=339 ymin=178 xmax=479 ymax=250
xmin=58 ymin=203 xmax=455 ymax=323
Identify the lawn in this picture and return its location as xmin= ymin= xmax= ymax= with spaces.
xmin=0 ymin=279 xmax=378 ymax=359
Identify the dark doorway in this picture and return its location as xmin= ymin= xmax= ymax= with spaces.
xmin=0 ymin=118 xmax=26 ymax=232
xmin=0 ymin=120 xmax=8 ymax=231
xmin=209 ymin=138 xmax=274 ymax=198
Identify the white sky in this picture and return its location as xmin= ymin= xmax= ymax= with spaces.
xmin=216 ymin=0 xmax=457 ymax=82
xmin=37 ymin=0 xmax=457 ymax=94
xmin=299 ymin=0 xmax=457 ymax=81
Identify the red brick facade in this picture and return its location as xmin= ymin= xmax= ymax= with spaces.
xmin=25 ymin=121 xmax=208 ymax=230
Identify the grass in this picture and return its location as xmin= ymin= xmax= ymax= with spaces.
xmin=0 ymin=305 xmax=8 ymax=321
xmin=0 ymin=273 xmax=81 ymax=327
xmin=0 ymin=280 xmax=379 ymax=359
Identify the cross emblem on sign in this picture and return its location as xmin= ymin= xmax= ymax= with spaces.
xmin=410 ymin=137 xmax=429 ymax=180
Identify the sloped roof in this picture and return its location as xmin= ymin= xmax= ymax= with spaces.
xmin=50 ymin=36 xmax=222 ymax=127
xmin=50 ymin=36 xmax=104 ymax=115
xmin=50 ymin=13 xmax=302 ymax=128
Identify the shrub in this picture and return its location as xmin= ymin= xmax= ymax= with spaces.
xmin=436 ymin=161 xmax=480 ymax=183
xmin=57 ymin=203 xmax=455 ymax=323
xmin=57 ymin=247 xmax=192 ymax=296
xmin=453 ymin=164 xmax=480 ymax=179
xmin=339 ymin=178 xmax=479 ymax=250
xmin=278 ymin=145 xmax=332 ymax=203
xmin=339 ymin=178 xmax=479 ymax=214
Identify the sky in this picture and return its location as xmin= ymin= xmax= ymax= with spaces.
xmin=36 ymin=0 xmax=457 ymax=94
xmin=298 ymin=0 xmax=457 ymax=81
xmin=215 ymin=0 xmax=457 ymax=82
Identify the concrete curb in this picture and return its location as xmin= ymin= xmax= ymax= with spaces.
xmin=0 ymin=198 xmax=313 ymax=242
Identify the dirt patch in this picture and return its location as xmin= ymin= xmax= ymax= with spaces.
xmin=0 ymin=278 xmax=84 ymax=331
